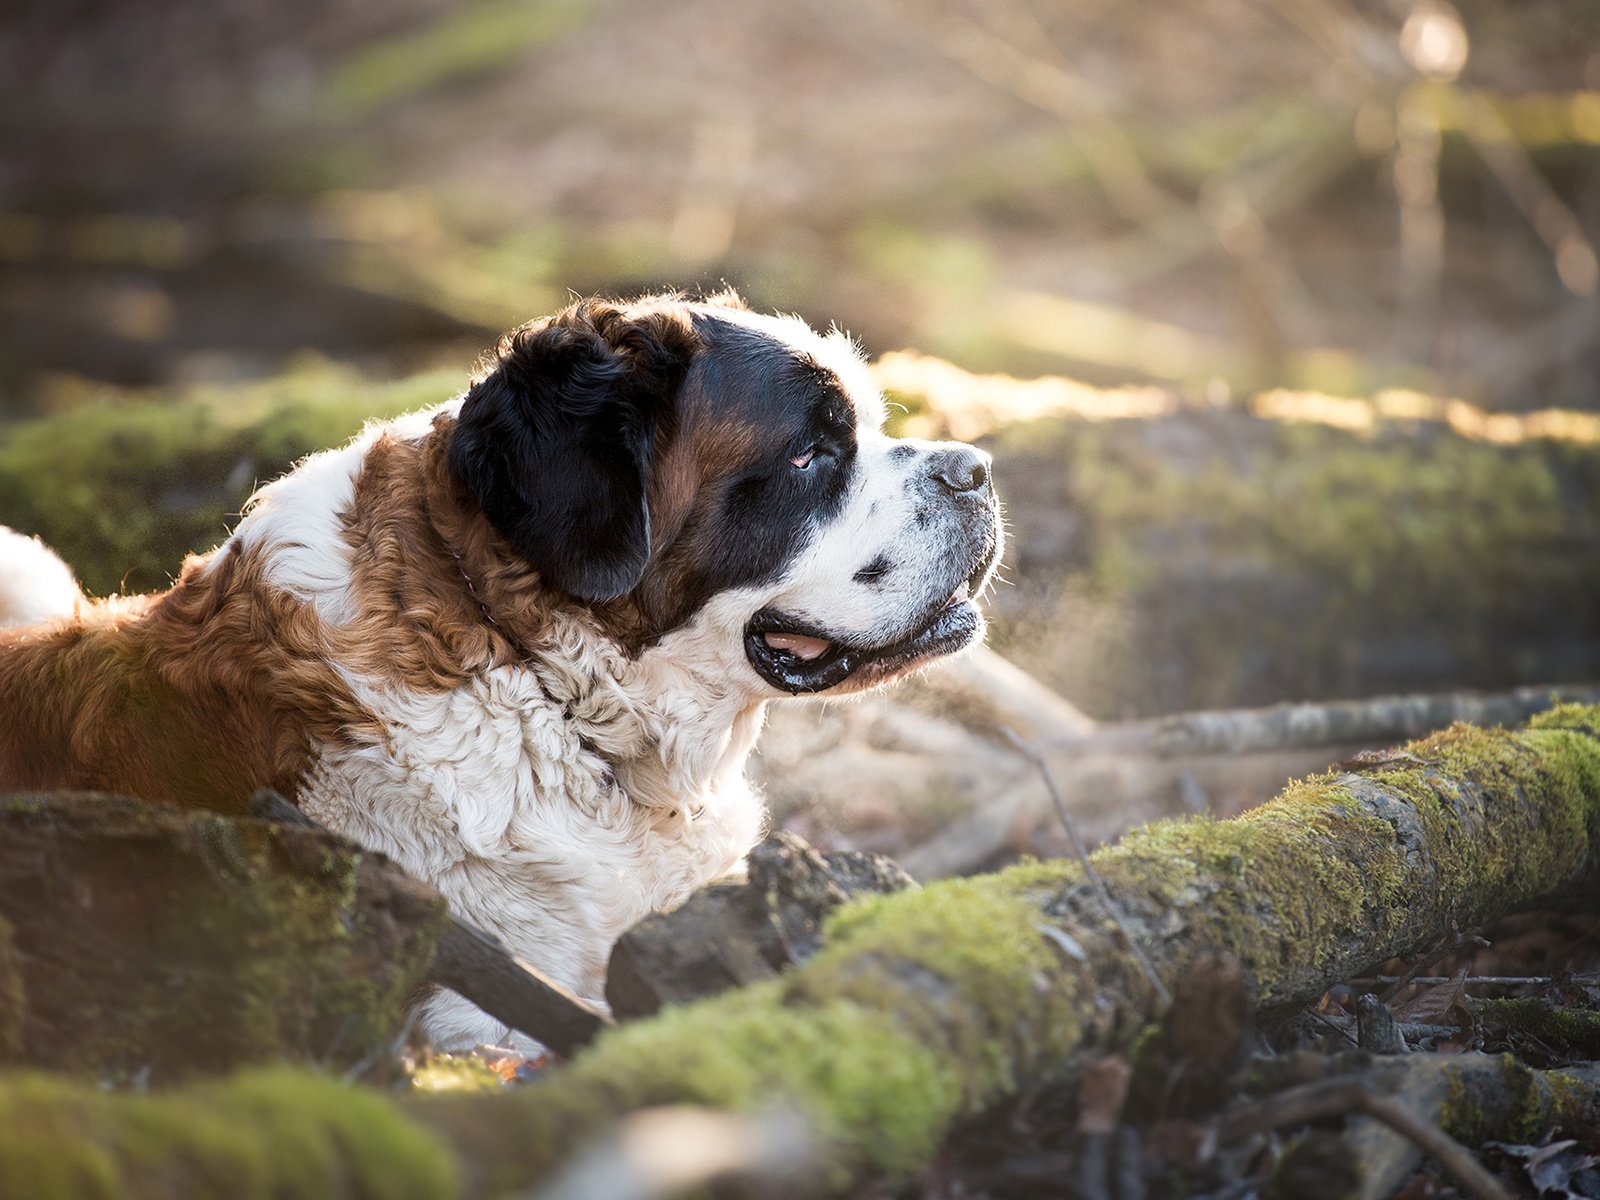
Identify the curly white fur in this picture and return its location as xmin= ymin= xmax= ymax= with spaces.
xmin=0 ymin=526 xmax=83 ymax=629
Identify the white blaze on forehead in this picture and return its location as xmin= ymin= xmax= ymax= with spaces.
xmin=689 ymin=305 xmax=888 ymax=432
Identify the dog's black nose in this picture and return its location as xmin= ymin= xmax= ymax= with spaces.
xmin=929 ymin=447 xmax=991 ymax=495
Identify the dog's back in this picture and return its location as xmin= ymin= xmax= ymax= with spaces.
xmin=0 ymin=536 xmax=351 ymax=813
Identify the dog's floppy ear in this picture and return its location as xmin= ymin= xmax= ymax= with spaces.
xmin=448 ymin=299 xmax=698 ymax=602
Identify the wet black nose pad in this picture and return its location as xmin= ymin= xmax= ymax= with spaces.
xmin=929 ymin=447 xmax=991 ymax=494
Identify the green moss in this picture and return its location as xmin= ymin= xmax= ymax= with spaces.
xmin=129 ymin=834 xmax=379 ymax=1072
xmin=7 ymin=798 xmax=448 ymax=1079
xmin=1479 ymin=998 xmax=1600 ymax=1056
xmin=816 ymin=875 xmax=1058 ymax=997
xmin=805 ymin=875 xmax=1093 ymax=1098
xmin=0 ymin=1068 xmax=458 ymax=1200
xmin=0 ymin=360 xmax=460 ymax=596
xmin=1438 ymin=1055 xmax=1600 ymax=1147
xmin=1541 ymin=1069 xmax=1597 ymax=1131
xmin=1531 ymin=702 xmax=1600 ymax=737
xmin=410 ymin=1056 xmax=506 ymax=1095
xmin=1069 ymin=796 xmax=1402 ymax=998
xmin=1370 ymin=718 xmax=1600 ymax=907
xmin=568 ymin=988 xmax=960 ymax=1178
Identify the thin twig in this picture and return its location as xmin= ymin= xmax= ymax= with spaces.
xmin=1040 ymin=682 xmax=1600 ymax=759
xmin=1377 ymin=951 xmax=1437 ymax=1005
xmin=1356 ymin=975 xmax=1568 ymax=988
xmin=1379 ymin=927 xmax=1488 ymax=1005
xmin=1220 ymin=1078 xmax=1514 ymax=1200
xmin=1000 ymin=727 xmax=1171 ymax=1006
xmin=1306 ymin=1008 xmax=1360 ymax=1047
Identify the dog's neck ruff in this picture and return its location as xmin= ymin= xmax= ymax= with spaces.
xmin=294 ymin=595 xmax=767 ymax=1048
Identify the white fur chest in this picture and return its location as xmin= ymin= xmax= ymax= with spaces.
xmin=298 ymin=649 xmax=767 ymax=1051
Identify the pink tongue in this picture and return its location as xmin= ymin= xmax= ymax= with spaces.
xmin=763 ymin=631 xmax=832 ymax=661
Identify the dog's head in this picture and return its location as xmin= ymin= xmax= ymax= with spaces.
xmin=448 ymin=293 xmax=1002 ymax=696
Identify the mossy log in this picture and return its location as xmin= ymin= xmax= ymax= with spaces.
xmin=1341 ymin=1052 xmax=1600 ymax=1200
xmin=4 ymin=705 xmax=1600 ymax=1198
xmin=0 ymin=792 xmax=449 ymax=1080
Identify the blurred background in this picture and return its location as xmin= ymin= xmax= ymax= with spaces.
xmin=2 ymin=0 xmax=1599 ymax=852
xmin=5 ymin=0 xmax=1599 ymax=400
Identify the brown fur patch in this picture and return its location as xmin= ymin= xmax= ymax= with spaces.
xmin=0 ymin=544 xmax=371 ymax=813
xmin=333 ymin=418 xmax=558 ymax=688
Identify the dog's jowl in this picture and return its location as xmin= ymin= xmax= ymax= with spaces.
xmin=0 ymin=292 xmax=1003 ymax=1049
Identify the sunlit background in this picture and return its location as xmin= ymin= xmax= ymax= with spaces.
xmin=2 ymin=0 xmax=1598 ymax=741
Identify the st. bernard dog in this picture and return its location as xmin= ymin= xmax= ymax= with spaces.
xmin=0 ymin=293 xmax=1002 ymax=1049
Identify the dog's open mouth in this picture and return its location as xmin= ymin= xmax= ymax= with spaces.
xmin=745 ymin=581 xmax=982 ymax=696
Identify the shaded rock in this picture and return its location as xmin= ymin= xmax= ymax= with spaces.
xmin=605 ymin=830 xmax=914 ymax=1018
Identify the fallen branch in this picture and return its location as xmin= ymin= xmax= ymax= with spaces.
xmin=6 ymin=705 xmax=1600 ymax=1196
xmin=1341 ymin=1053 xmax=1600 ymax=1200
xmin=1045 ymin=682 xmax=1600 ymax=758
xmin=906 ymin=645 xmax=1097 ymax=744
xmin=428 ymin=923 xmax=610 ymax=1059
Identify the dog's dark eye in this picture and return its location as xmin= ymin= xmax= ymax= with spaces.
xmin=853 ymin=555 xmax=891 ymax=583
xmin=789 ymin=447 xmax=817 ymax=470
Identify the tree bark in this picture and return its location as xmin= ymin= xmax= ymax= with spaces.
xmin=4 ymin=704 xmax=1599 ymax=1198
xmin=606 ymin=831 xmax=914 ymax=1019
